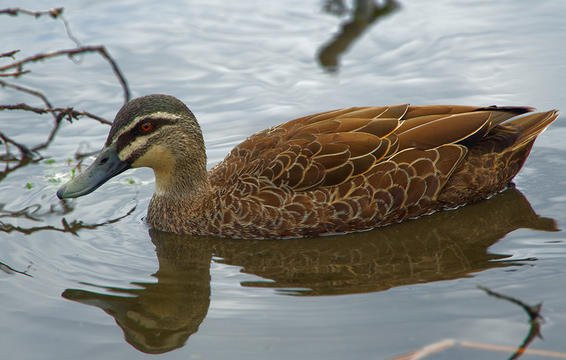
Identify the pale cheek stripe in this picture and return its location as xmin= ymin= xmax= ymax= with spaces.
xmin=110 ymin=112 xmax=181 ymax=143
xmin=118 ymin=136 xmax=152 ymax=161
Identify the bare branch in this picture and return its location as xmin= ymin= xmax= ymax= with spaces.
xmin=0 ymin=7 xmax=63 ymax=18
xmin=0 ymin=80 xmax=53 ymax=107
xmin=0 ymin=7 xmax=80 ymax=48
xmin=0 ymin=103 xmax=111 ymax=125
xmin=75 ymin=149 xmax=101 ymax=160
xmin=0 ymin=79 xmax=57 ymax=125
xmin=0 ymin=130 xmax=35 ymax=158
xmin=0 ymin=70 xmax=30 ymax=77
xmin=0 ymin=50 xmax=20 ymax=59
xmin=0 ymin=7 xmax=123 ymax=170
xmin=0 ymin=46 xmax=130 ymax=103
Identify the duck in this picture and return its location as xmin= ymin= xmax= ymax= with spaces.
xmin=56 ymin=94 xmax=559 ymax=239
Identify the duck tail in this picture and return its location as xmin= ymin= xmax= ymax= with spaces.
xmin=477 ymin=105 xmax=535 ymax=130
xmin=505 ymin=109 xmax=559 ymax=150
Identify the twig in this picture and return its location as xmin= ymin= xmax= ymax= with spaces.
xmin=75 ymin=149 xmax=101 ymax=160
xmin=0 ymin=7 xmax=63 ymax=18
xmin=0 ymin=102 xmax=111 ymax=158
xmin=0 ymin=7 xmax=80 ymax=50
xmin=0 ymin=79 xmax=58 ymax=129
xmin=0 ymin=98 xmax=110 ymax=160
xmin=0 ymin=70 xmax=30 ymax=77
xmin=0 ymin=103 xmax=111 ymax=125
xmin=0 ymin=80 xmax=53 ymax=108
xmin=60 ymin=14 xmax=81 ymax=48
xmin=0 ymin=130 xmax=35 ymax=158
xmin=0 ymin=156 xmax=35 ymax=183
xmin=0 ymin=50 xmax=20 ymax=58
xmin=0 ymin=46 xmax=130 ymax=103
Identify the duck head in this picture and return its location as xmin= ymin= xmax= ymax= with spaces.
xmin=57 ymin=94 xmax=207 ymax=199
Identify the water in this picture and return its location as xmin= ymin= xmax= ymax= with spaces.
xmin=1 ymin=1 xmax=566 ymax=359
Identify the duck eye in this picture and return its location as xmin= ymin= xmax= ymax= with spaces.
xmin=140 ymin=122 xmax=154 ymax=133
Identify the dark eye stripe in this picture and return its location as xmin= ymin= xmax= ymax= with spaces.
xmin=115 ymin=117 xmax=176 ymax=153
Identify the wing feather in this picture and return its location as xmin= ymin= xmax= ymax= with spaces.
xmin=209 ymin=104 xmax=533 ymax=198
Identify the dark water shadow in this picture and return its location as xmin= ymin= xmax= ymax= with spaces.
xmin=62 ymin=188 xmax=557 ymax=354
xmin=318 ymin=0 xmax=401 ymax=72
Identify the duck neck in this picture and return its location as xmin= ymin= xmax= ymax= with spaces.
xmin=147 ymin=152 xmax=210 ymax=233
xmin=153 ymin=150 xmax=210 ymax=202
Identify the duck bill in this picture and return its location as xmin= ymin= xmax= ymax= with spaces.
xmin=56 ymin=145 xmax=130 ymax=199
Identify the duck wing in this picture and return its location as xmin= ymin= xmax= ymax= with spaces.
xmin=210 ymin=104 xmax=533 ymax=195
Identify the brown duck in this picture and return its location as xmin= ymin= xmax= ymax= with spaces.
xmin=57 ymin=95 xmax=559 ymax=239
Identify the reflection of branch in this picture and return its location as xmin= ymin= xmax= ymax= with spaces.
xmin=0 ymin=204 xmax=42 ymax=221
xmin=0 ymin=46 xmax=130 ymax=103
xmin=394 ymin=287 xmax=549 ymax=360
xmin=318 ymin=0 xmax=400 ymax=72
xmin=0 ymin=205 xmax=136 ymax=235
xmin=478 ymin=286 xmax=543 ymax=360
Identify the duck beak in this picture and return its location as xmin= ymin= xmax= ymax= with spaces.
xmin=57 ymin=144 xmax=130 ymax=199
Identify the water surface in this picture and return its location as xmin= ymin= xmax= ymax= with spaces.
xmin=1 ymin=1 xmax=566 ymax=359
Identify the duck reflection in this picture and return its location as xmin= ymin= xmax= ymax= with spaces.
xmin=318 ymin=0 xmax=401 ymax=72
xmin=62 ymin=188 xmax=556 ymax=354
